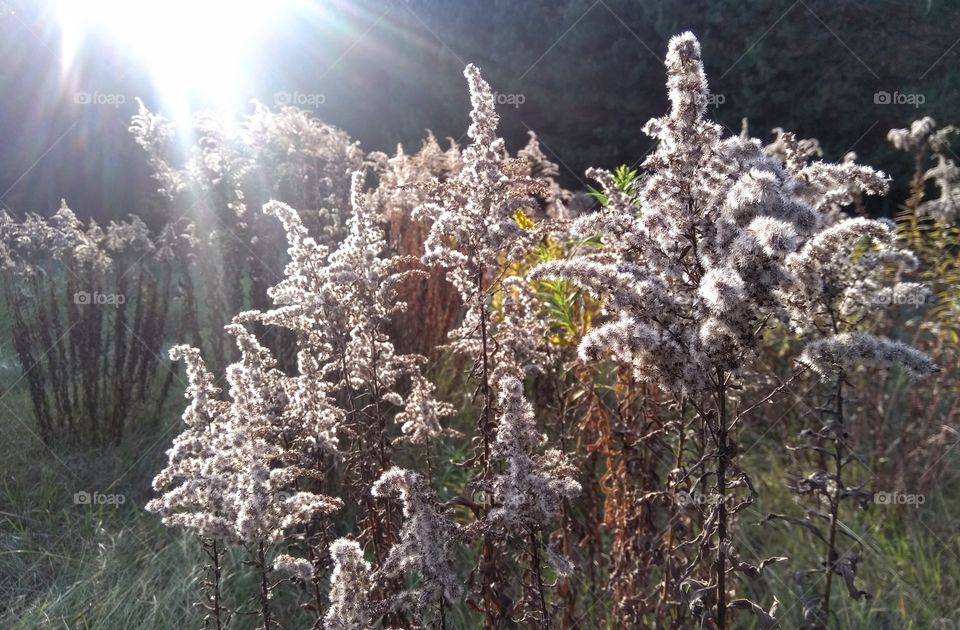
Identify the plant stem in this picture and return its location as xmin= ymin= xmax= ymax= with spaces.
xmin=475 ymin=264 xmax=501 ymax=627
xmin=203 ymin=538 xmax=225 ymax=630
xmin=477 ymin=266 xmax=492 ymax=481
xmin=715 ymin=374 xmax=728 ymax=630
xmin=821 ymin=370 xmax=845 ymax=626
xmin=659 ymin=397 xmax=687 ymax=621
xmin=257 ymin=542 xmax=272 ymax=630
xmin=529 ymin=526 xmax=551 ymax=629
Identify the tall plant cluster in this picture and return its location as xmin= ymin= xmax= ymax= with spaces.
xmin=148 ymin=172 xmax=432 ymax=627
xmin=531 ymin=32 xmax=937 ymax=628
xmin=364 ymin=133 xmax=464 ymax=356
xmin=133 ymin=32 xmax=951 ymax=629
xmin=129 ymin=102 xmax=368 ymax=370
xmin=0 ymin=204 xmax=196 ymax=445
xmin=145 ymin=60 xmax=583 ymax=628
xmin=876 ymin=117 xmax=960 ymax=500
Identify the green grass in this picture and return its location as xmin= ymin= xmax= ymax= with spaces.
xmin=0 ymin=381 xmax=203 ymax=628
xmin=734 ymin=448 xmax=960 ymax=629
xmin=0 ymin=383 xmax=323 ymax=629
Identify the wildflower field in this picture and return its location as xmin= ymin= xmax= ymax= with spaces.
xmin=2 ymin=2 xmax=960 ymax=629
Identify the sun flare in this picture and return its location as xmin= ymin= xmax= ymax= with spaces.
xmin=56 ymin=0 xmax=304 ymax=112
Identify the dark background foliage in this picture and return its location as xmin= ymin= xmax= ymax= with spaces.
xmin=1 ymin=0 xmax=959 ymax=223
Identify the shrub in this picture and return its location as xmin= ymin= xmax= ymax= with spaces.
xmin=137 ymin=31 xmax=947 ymax=630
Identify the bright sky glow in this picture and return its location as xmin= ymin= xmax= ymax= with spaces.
xmin=56 ymin=0 xmax=305 ymax=116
